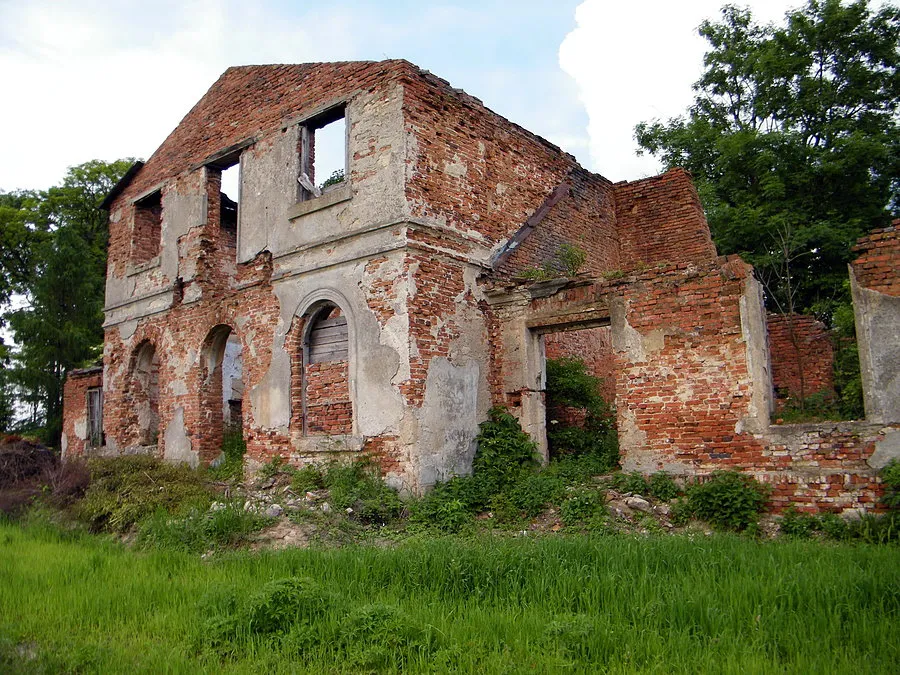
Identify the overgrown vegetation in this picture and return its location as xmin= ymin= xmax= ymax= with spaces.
xmin=207 ymin=429 xmax=247 ymax=481
xmin=289 ymin=458 xmax=403 ymax=525
xmin=683 ymin=470 xmax=771 ymax=532
xmin=137 ymin=502 xmax=271 ymax=553
xmin=75 ymin=455 xmax=214 ymax=533
xmin=545 ymin=356 xmax=618 ymax=465
xmin=1 ymin=521 xmax=898 ymax=673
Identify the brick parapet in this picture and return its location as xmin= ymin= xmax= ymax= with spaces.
xmin=851 ymin=224 xmax=899 ymax=296
xmin=614 ymin=168 xmax=717 ymax=269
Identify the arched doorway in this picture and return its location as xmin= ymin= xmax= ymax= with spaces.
xmin=132 ymin=341 xmax=160 ymax=446
xmin=199 ymin=325 xmax=244 ymax=462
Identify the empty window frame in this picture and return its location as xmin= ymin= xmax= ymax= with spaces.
xmin=205 ymin=150 xmax=241 ymax=235
xmin=298 ymin=105 xmax=347 ymax=201
xmin=132 ymin=190 xmax=162 ymax=264
xmin=86 ymin=387 xmax=103 ymax=447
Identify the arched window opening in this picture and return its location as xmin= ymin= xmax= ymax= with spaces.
xmin=133 ymin=341 xmax=160 ymax=445
xmin=222 ymin=333 xmax=244 ymax=431
xmin=301 ymin=303 xmax=352 ymax=435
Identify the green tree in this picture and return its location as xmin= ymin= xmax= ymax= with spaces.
xmin=635 ymin=0 xmax=899 ymax=319
xmin=3 ymin=159 xmax=133 ymax=443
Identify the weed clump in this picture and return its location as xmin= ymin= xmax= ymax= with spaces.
xmin=137 ymin=502 xmax=271 ymax=552
xmin=76 ymin=455 xmax=213 ymax=532
xmin=207 ymin=430 xmax=246 ymax=481
xmin=685 ymin=471 xmax=770 ymax=532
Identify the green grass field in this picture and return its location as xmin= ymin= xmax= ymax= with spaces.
xmin=1 ymin=519 xmax=898 ymax=673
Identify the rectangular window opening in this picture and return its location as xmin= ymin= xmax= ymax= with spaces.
xmin=299 ymin=105 xmax=347 ymax=201
xmin=132 ymin=190 xmax=162 ymax=265
xmin=220 ymin=161 xmax=240 ymax=234
xmin=87 ymin=387 xmax=103 ymax=448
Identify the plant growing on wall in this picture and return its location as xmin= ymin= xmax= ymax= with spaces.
xmin=520 ymin=243 xmax=588 ymax=282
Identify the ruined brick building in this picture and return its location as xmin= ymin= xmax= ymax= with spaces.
xmin=62 ymin=60 xmax=899 ymax=510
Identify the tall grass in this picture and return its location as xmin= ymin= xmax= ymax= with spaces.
xmin=1 ymin=519 xmax=898 ymax=673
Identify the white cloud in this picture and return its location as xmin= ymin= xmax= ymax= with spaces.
xmin=559 ymin=0 xmax=799 ymax=182
xmin=0 ymin=0 xmax=360 ymax=191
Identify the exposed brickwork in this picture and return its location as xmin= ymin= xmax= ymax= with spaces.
xmin=364 ymin=435 xmax=403 ymax=477
xmin=484 ymin=255 xmax=891 ymax=513
xmin=131 ymin=192 xmax=162 ymax=265
xmin=61 ymin=368 xmax=102 ymax=458
xmin=402 ymin=69 xmax=572 ymax=247
xmin=496 ymin=168 xmax=620 ymax=278
xmin=305 ymin=361 xmax=352 ymax=434
xmin=767 ymin=313 xmax=835 ymax=407
xmin=851 ymin=224 xmax=900 ymax=296
xmin=61 ymin=60 xmax=897 ymax=507
xmin=614 ymin=169 xmax=717 ymax=269
xmin=544 ymin=326 xmax=616 ymax=403
xmin=400 ymin=253 xmax=467 ymax=407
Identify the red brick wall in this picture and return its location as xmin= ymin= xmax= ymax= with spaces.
xmin=614 ymin=168 xmax=717 ymax=269
xmin=402 ymin=68 xmax=572 ymax=248
xmin=496 ymin=168 xmax=621 ymax=278
xmin=767 ymin=313 xmax=835 ymax=407
xmin=61 ymin=368 xmax=102 ymax=458
xmin=106 ymin=61 xmax=416 ymax=280
xmin=131 ymin=193 xmax=162 ymax=265
xmin=487 ymin=257 xmax=887 ymax=513
xmin=305 ymin=361 xmax=352 ymax=435
xmin=851 ymin=224 xmax=900 ymax=296
xmin=399 ymin=253 xmax=473 ymax=407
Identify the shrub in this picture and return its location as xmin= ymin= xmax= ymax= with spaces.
xmin=508 ymin=473 xmax=566 ymax=517
xmin=76 ymin=455 xmax=213 ymax=532
xmin=545 ymin=357 xmax=618 ymax=467
xmin=816 ymin=513 xmax=850 ymax=540
xmin=519 ymin=243 xmax=588 ymax=281
xmin=686 ymin=471 xmax=770 ymax=532
xmin=881 ymin=459 xmax=900 ymax=510
xmin=339 ymin=604 xmax=438 ymax=670
xmin=409 ymin=477 xmax=480 ymax=531
xmin=291 ymin=465 xmax=325 ymax=493
xmin=203 ymin=577 xmax=335 ymax=653
xmin=321 ymin=459 xmax=402 ymax=525
xmin=779 ymin=508 xmax=819 ymax=538
xmin=208 ymin=430 xmax=246 ymax=481
xmin=648 ymin=472 xmax=681 ymax=501
xmin=543 ymin=451 xmax=613 ymax=484
xmin=607 ymin=471 xmax=650 ymax=495
xmin=560 ymin=488 xmax=605 ymax=526
xmin=472 ymin=408 xmax=539 ymax=493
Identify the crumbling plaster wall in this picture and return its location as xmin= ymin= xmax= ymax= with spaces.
xmin=98 ymin=64 xmax=506 ymax=492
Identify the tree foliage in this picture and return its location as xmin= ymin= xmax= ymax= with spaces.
xmin=636 ymin=0 xmax=899 ymax=317
xmin=1 ymin=159 xmax=134 ymax=441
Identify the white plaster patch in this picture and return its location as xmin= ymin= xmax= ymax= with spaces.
xmin=118 ymin=320 xmax=138 ymax=341
xmin=163 ymin=406 xmax=197 ymax=467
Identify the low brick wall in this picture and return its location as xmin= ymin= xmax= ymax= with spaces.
xmin=767 ymin=313 xmax=834 ymax=407
xmin=61 ymin=367 xmax=102 ymax=459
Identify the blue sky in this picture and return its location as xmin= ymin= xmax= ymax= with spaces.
xmin=0 ymin=0 xmax=805 ymax=191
